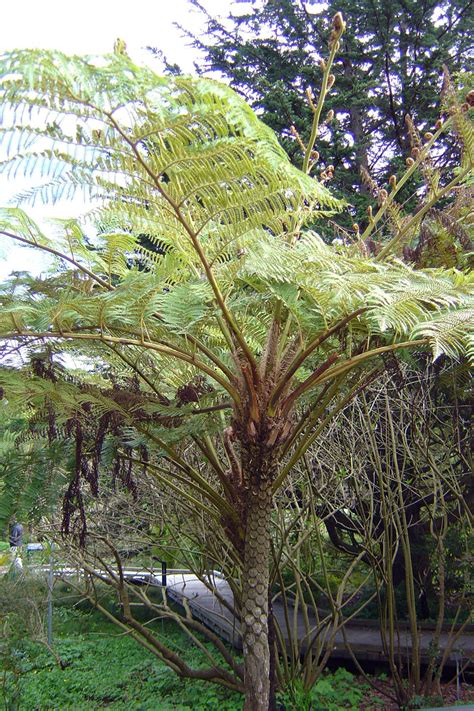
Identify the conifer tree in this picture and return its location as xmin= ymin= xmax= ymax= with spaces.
xmin=180 ymin=0 xmax=473 ymax=217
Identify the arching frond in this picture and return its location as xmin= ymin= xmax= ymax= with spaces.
xmin=411 ymin=308 xmax=474 ymax=362
xmin=0 ymin=49 xmax=340 ymax=267
xmin=0 ymin=48 xmax=472 ymax=483
xmin=0 ymin=427 xmax=70 ymax=532
xmin=234 ymin=231 xmax=473 ymax=348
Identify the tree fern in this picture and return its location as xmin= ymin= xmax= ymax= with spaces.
xmin=0 ymin=25 xmax=472 ymax=708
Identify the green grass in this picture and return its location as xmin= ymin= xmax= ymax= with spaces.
xmin=15 ymin=636 xmax=240 ymax=710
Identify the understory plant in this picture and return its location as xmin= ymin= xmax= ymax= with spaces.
xmin=307 ymin=363 xmax=473 ymax=705
xmin=0 ymin=574 xmax=65 ymax=709
xmin=0 ymin=13 xmax=472 ymax=710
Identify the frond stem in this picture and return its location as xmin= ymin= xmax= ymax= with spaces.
xmin=191 ymin=435 xmax=235 ymax=501
xmin=183 ymin=333 xmax=236 ymax=384
xmin=299 ymin=338 xmax=430 ymax=394
xmin=102 ymin=110 xmax=259 ymax=384
xmin=376 ymin=164 xmax=472 ymax=260
xmin=360 ymin=115 xmax=454 ymax=246
xmin=0 ymin=331 xmax=240 ymax=403
xmin=135 ymin=427 xmax=236 ymax=519
xmin=269 ymin=308 xmax=366 ymax=411
xmin=105 ymin=344 xmax=170 ymax=404
xmin=0 ymin=230 xmax=112 ymax=291
xmin=302 ymin=34 xmax=341 ymax=174
xmin=273 ymin=374 xmax=372 ymax=493
xmin=123 ymin=453 xmax=220 ymax=520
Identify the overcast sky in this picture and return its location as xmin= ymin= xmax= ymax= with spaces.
xmin=0 ymin=0 xmax=239 ymax=278
xmin=0 ymin=0 xmax=231 ymax=65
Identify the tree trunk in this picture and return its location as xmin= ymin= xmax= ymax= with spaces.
xmin=241 ymin=480 xmax=272 ymax=710
xmin=342 ymin=54 xmax=370 ymax=190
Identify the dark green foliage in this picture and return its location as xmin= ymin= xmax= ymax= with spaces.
xmin=0 ymin=416 xmax=71 ymax=535
xmin=180 ymin=0 xmax=473 ymax=222
xmin=1 ymin=590 xmax=241 ymax=710
xmin=14 ymin=635 xmax=241 ymax=710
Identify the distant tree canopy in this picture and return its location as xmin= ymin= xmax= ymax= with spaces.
xmin=177 ymin=0 xmax=473 ymax=219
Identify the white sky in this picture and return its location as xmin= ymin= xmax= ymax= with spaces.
xmin=0 ymin=0 xmax=239 ymax=278
xmin=0 ymin=0 xmax=229 ymax=65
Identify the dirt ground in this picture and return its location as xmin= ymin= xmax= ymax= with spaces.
xmin=359 ymin=677 xmax=474 ymax=709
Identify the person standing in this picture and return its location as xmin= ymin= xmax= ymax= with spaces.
xmin=9 ymin=522 xmax=24 ymax=572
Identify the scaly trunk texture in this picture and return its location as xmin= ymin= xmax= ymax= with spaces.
xmin=241 ymin=480 xmax=273 ymax=711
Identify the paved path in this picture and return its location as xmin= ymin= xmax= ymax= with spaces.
xmin=150 ymin=572 xmax=474 ymax=667
xmin=11 ymin=563 xmax=473 ymax=667
xmin=164 ymin=572 xmax=241 ymax=646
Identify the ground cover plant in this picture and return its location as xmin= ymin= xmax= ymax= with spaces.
xmin=1 ymin=581 xmax=243 ymax=710
xmin=0 ymin=581 xmax=368 ymax=710
xmin=2 ymin=582 xmax=472 ymax=709
xmin=0 ymin=10 xmax=472 ymax=710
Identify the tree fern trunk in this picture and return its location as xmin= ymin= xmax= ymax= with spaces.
xmin=241 ymin=479 xmax=272 ymax=710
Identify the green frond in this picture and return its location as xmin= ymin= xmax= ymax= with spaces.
xmin=365 ymin=269 xmax=473 ymax=334
xmin=0 ymin=49 xmax=340 ymax=266
xmin=231 ymin=231 xmax=474 ymax=359
xmin=0 ymin=433 xmax=70 ymax=532
xmin=411 ymin=308 xmax=474 ymax=362
xmin=0 ymin=47 xmax=472 ymax=408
